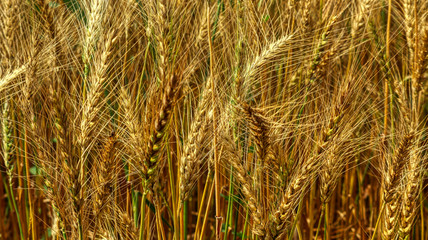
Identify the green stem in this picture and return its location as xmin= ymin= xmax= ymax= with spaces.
xmin=223 ymin=166 xmax=234 ymax=240
xmin=139 ymin=189 xmax=148 ymax=240
xmin=4 ymin=179 xmax=24 ymax=240
xmin=289 ymin=199 xmax=304 ymax=240
xmin=314 ymin=207 xmax=324 ymax=240
xmin=211 ymin=0 xmax=223 ymax=43
xmin=324 ymin=203 xmax=329 ymax=240
xmin=133 ymin=190 xmax=139 ymax=227
xmin=78 ymin=215 xmax=83 ymax=240
xmin=242 ymin=206 xmax=249 ymax=240
xmin=233 ymin=202 xmax=238 ymax=240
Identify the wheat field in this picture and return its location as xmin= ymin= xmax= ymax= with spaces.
xmin=1 ymin=0 xmax=428 ymax=239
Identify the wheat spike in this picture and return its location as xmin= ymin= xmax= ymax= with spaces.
xmin=221 ymin=131 xmax=267 ymax=237
xmin=143 ymin=75 xmax=179 ymax=191
xmin=383 ymin=133 xmax=414 ymax=202
xmin=351 ymin=0 xmax=375 ymax=38
xmin=268 ymin=154 xmax=320 ymax=239
xmin=83 ymin=0 xmax=106 ymax=66
xmin=180 ymin=77 xmax=213 ymax=203
xmin=1 ymin=0 xmax=18 ymax=62
xmin=2 ymin=100 xmax=14 ymax=184
xmin=403 ymin=0 xmax=414 ymax=59
xmin=399 ymin=139 xmax=422 ymax=238
xmin=92 ymin=132 xmax=118 ymax=235
xmin=382 ymin=133 xmax=414 ymax=239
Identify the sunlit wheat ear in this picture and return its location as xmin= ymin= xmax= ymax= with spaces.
xmin=78 ymin=28 xmax=117 ymax=207
xmin=79 ymin=30 xmax=117 ymax=152
xmin=2 ymin=0 xmax=18 ymax=63
xmin=268 ymin=83 xmax=351 ymax=239
xmin=117 ymin=210 xmax=137 ymax=239
xmin=179 ymin=77 xmax=213 ymax=204
xmin=307 ymin=16 xmax=337 ymax=83
xmin=75 ymin=20 xmax=117 ymax=236
xmin=320 ymin=148 xmax=339 ymax=203
xmin=2 ymin=100 xmax=14 ymax=185
xmin=83 ymin=0 xmax=107 ymax=67
xmin=319 ymin=82 xmax=353 ymax=202
xmin=119 ymin=86 xmax=144 ymax=172
xmin=412 ymin=27 xmax=428 ymax=95
xmin=403 ymin=0 xmax=415 ymax=61
xmin=383 ymin=198 xmax=400 ymax=240
xmin=237 ymin=34 xmax=294 ymax=97
xmin=299 ymin=0 xmax=311 ymax=34
xmin=268 ymin=153 xmax=320 ymax=240
xmin=92 ymin=132 xmax=118 ymax=235
xmin=270 ymin=125 xmax=340 ymax=238
xmin=351 ymin=0 xmax=375 ymax=39
xmin=143 ymin=75 xmax=179 ymax=192
xmin=195 ymin=4 xmax=209 ymax=48
xmin=0 ymin=65 xmax=26 ymax=96
xmin=383 ymin=133 xmax=413 ymax=202
xmin=123 ymin=0 xmax=139 ymax=39
xmin=399 ymin=140 xmax=423 ymax=238
xmin=150 ymin=0 xmax=169 ymax=85
xmin=221 ymin=130 xmax=266 ymax=237
xmin=382 ymin=133 xmax=414 ymax=239
xmin=237 ymin=101 xmax=280 ymax=184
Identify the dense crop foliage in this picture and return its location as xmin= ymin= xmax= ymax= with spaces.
xmin=1 ymin=0 xmax=428 ymax=239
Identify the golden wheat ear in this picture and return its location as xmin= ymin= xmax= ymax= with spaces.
xmin=268 ymin=151 xmax=321 ymax=239
xmin=2 ymin=99 xmax=14 ymax=187
xmin=219 ymin=123 xmax=267 ymax=238
xmin=351 ymin=0 xmax=375 ymax=39
xmin=143 ymin=74 xmax=180 ymax=192
xmin=90 ymin=132 xmax=119 ymax=238
xmin=398 ymin=133 xmax=425 ymax=238
xmin=382 ymin=132 xmax=414 ymax=239
xmin=179 ymin=76 xmax=214 ymax=204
